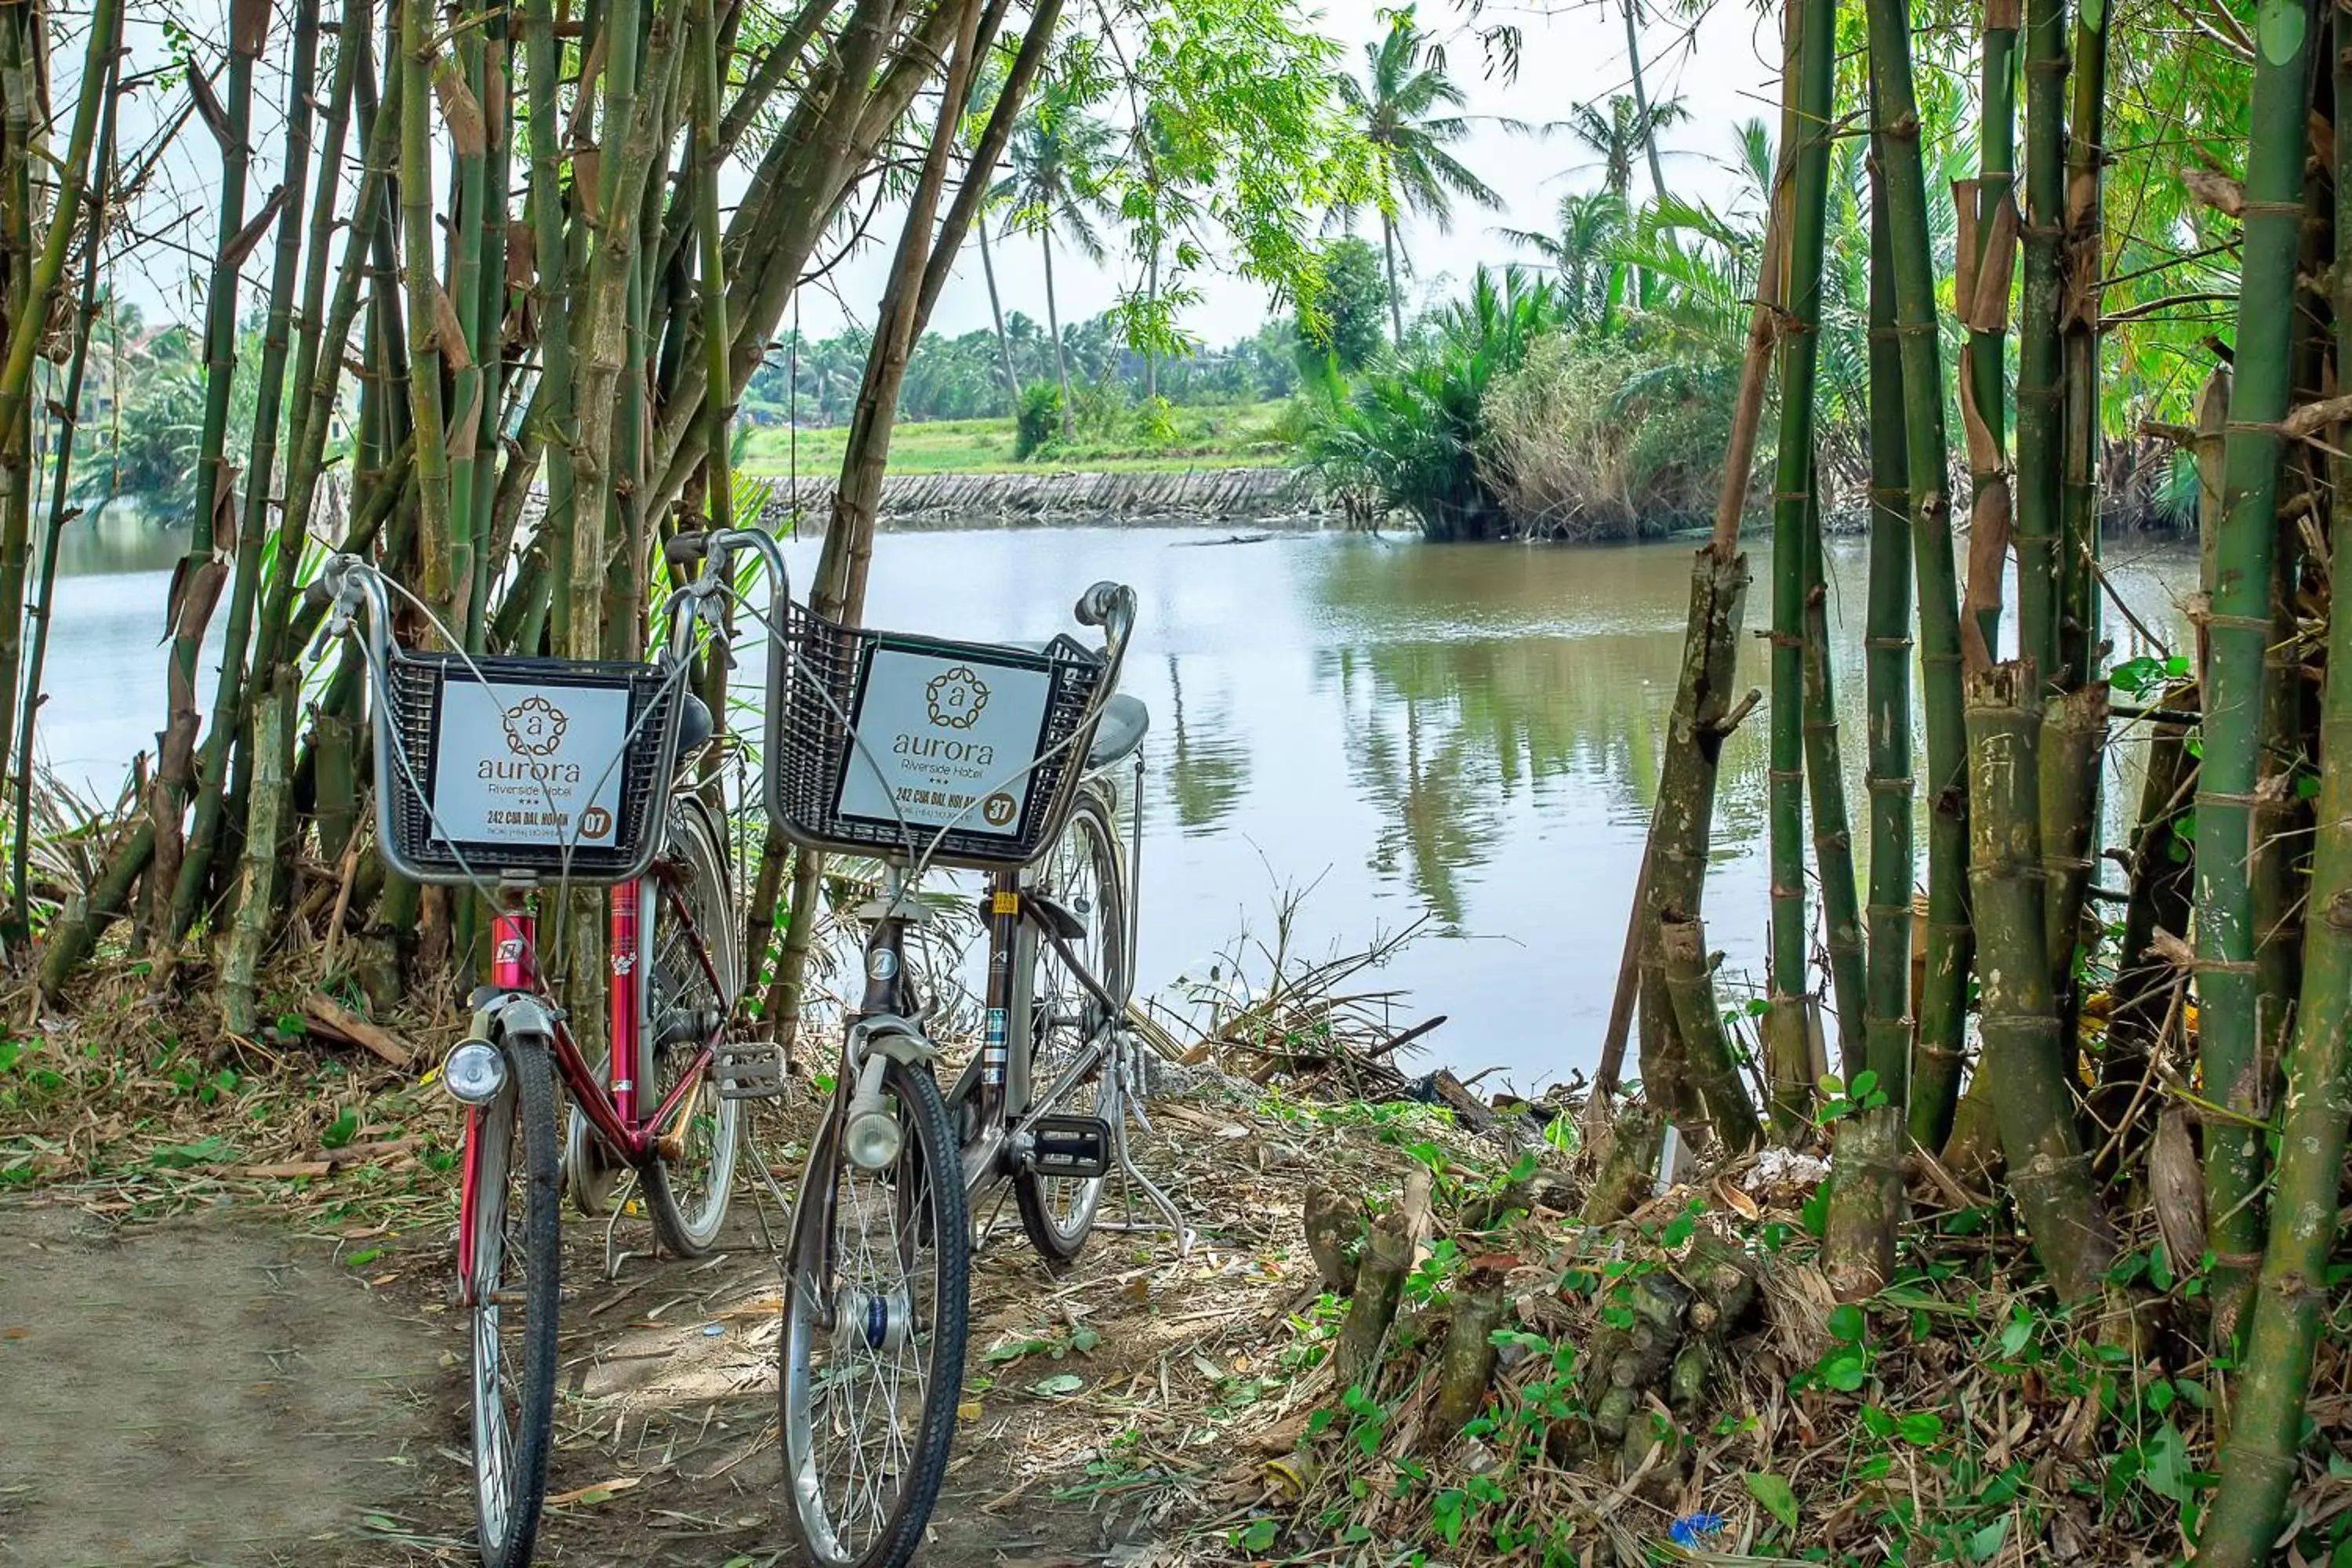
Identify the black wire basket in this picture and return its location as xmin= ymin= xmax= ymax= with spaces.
xmin=762 ymin=599 xmax=1109 ymax=870
xmin=378 ymin=649 xmax=688 ymax=886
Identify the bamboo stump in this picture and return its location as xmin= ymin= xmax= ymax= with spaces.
xmin=1333 ymin=1169 xmax=1431 ymax=1392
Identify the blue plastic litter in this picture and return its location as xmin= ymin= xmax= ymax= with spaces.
xmin=1668 ymin=1512 xmax=1728 ymax=1548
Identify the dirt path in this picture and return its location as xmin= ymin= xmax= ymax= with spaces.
xmin=0 ymin=1094 xmax=1323 ymax=1568
xmin=0 ymin=1203 xmax=442 ymax=1568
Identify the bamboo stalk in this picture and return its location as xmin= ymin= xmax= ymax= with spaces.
xmin=2196 ymin=0 xmax=2314 ymax=1352
xmin=174 ymin=0 xmax=326 ymax=938
xmin=0 ymin=0 xmax=123 ymax=819
xmin=9 ymin=46 xmax=117 ymax=938
xmin=220 ymin=674 xmax=294 ymax=1035
xmin=1824 ymin=129 xmax=1915 ymax=1300
xmin=401 ymin=0 xmax=456 ymax=643
xmin=1764 ymin=0 xmax=1835 ymax=1134
xmin=1657 ymin=914 xmax=1762 ymax=1151
xmin=1967 ymin=660 xmax=2114 ymax=1302
xmin=524 ymin=0 xmax=578 ymax=641
xmin=2194 ymin=22 xmax=2352 ymax=1544
xmin=1961 ymin=0 xmax=2018 ymax=665
xmin=2055 ymin=0 xmax=2111 ymax=690
xmin=1867 ymin=0 xmax=1973 ymax=1156
xmin=1802 ymin=470 xmax=1865 ymax=1078
xmin=2012 ymin=0 xmax=2067 ymax=686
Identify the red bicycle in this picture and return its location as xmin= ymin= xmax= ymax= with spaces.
xmin=311 ymin=533 xmax=789 ymax=1568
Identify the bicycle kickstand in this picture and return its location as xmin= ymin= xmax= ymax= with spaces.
xmin=1091 ymin=1036 xmax=1194 ymax=1258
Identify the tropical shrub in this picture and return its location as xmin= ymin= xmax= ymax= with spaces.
xmin=1479 ymin=335 xmax=1739 ymax=541
xmin=1014 ymin=380 xmax=1062 ymax=459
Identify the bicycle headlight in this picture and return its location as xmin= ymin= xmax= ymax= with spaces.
xmin=443 ymin=1040 xmax=508 ymax=1105
xmin=844 ymin=1102 xmax=902 ymax=1171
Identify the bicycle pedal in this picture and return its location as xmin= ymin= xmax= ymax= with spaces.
xmin=713 ymin=1040 xmax=786 ymax=1100
xmin=1025 ymin=1115 xmax=1112 ymax=1180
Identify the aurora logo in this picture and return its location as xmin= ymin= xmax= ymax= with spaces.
xmin=502 ymin=695 xmax=568 ymax=757
xmin=924 ymin=666 xmax=989 ymax=730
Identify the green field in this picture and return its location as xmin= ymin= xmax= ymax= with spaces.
xmin=735 ymin=400 xmax=1294 ymax=477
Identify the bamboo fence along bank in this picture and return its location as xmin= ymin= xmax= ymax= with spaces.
xmin=2 ymin=0 xmax=2352 ymax=1559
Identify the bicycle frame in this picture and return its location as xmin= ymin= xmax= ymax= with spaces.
xmin=317 ymin=527 xmax=797 ymax=1305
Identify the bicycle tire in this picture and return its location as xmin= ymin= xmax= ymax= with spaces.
xmin=779 ymin=1056 xmax=970 ymax=1568
xmin=644 ymin=793 xmax=743 ymax=1258
xmin=1013 ymin=786 xmax=1127 ymax=1262
xmin=466 ymin=1027 xmax=562 ymax=1568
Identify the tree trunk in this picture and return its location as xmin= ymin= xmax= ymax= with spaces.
xmin=2196 ymin=0 xmax=2313 ymax=1352
xmin=1620 ymin=0 xmax=1669 ymax=200
xmin=979 ymin=217 xmax=1019 ymax=406
xmin=1381 ymin=211 xmax=1404 ymax=347
xmin=1044 ymin=229 xmax=1073 ymax=439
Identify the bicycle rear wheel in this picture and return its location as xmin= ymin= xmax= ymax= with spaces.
xmin=1013 ymin=787 xmax=1127 ymax=1261
xmin=465 ymin=1028 xmax=561 ymax=1568
xmin=779 ymin=1056 xmax=969 ymax=1568
xmin=643 ymin=793 xmax=742 ymax=1258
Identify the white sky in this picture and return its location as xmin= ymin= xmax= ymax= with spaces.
xmin=106 ymin=0 xmax=1784 ymax=344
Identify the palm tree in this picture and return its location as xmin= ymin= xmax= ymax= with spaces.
xmin=1554 ymin=93 xmax=1691 ymax=201
xmin=993 ymin=83 xmax=1116 ymax=439
xmin=1338 ymin=6 xmax=1503 ymax=346
xmin=1499 ymin=190 xmax=1628 ymax=329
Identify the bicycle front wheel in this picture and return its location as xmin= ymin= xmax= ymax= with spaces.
xmin=779 ymin=1056 xmax=969 ymax=1568
xmin=465 ymin=1028 xmax=561 ymax=1568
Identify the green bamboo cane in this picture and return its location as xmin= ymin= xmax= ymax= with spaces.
xmin=1765 ymin=0 xmax=1835 ymax=1135
xmin=401 ymin=0 xmax=456 ymax=644
xmin=9 ymin=50 xmax=118 ymax=938
xmin=261 ymin=28 xmax=400 ymax=682
xmin=448 ymin=0 xmax=489 ymax=652
xmin=568 ymin=0 xmax=647 ymax=657
xmin=2055 ymin=0 xmax=2109 ymax=690
xmin=2011 ymin=0 xmax=2067 ymax=688
xmin=1801 ymin=470 xmax=1864 ymax=1076
xmin=174 ymin=0 xmax=266 ymax=713
xmin=174 ymin=0 xmax=325 ymax=937
xmin=0 ymin=0 xmax=122 ymax=811
xmin=1967 ymin=659 xmax=2114 ymax=1303
xmin=2193 ymin=28 xmax=2352 ymax=1548
xmin=1962 ymin=0 xmax=2016 ymax=665
xmin=2197 ymin=0 xmax=2314 ymax=1354
xmin=692 ymin=0 xmax=734 ymax=537
xmin=1824 ymin=143 xmax=1914 ymax=1298
xmin=470 ymin=16 xmax=510 ymax=648
xmin=1866 ymin=0 xmax=1971 ymax=1155
xmin=524 ymin=0 xmax=578 ymax=641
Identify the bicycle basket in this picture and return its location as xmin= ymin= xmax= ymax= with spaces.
xmin=764 ymin=599 xmax=1109 ymax=870
xmin=376 ymin=649 xmax=688 ymax=886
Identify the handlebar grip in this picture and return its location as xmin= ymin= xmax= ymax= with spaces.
xmin=666 ymin=531 xmax=712 ymax=569
xmin=1074 ymin=581 xmax=1127 ymax=627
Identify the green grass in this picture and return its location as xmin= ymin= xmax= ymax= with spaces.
xmin=737 ymin=399 xmax=1296 ymax=477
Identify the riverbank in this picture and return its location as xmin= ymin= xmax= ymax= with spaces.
xmin=753 ymin=465 xmax=1329 ymax=532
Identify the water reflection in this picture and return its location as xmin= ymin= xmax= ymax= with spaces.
xmin=33 ymin=521 xmax=2198 ymax=1083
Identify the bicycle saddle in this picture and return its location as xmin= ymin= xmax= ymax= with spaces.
xmin=1087 ymin=694 xmax=1149 ymax=772
xmin=677 ymin=691 xmax=716 ymax=754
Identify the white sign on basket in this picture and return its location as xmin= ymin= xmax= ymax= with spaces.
xmin=428 ymin=675 xmax=633 ymax=850
xmin=836 ymin=646 xmax=1055 ymax=839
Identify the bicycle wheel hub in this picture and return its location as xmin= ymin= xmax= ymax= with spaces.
xmin=833 ymin=1284 xmax=913 ymax=1355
